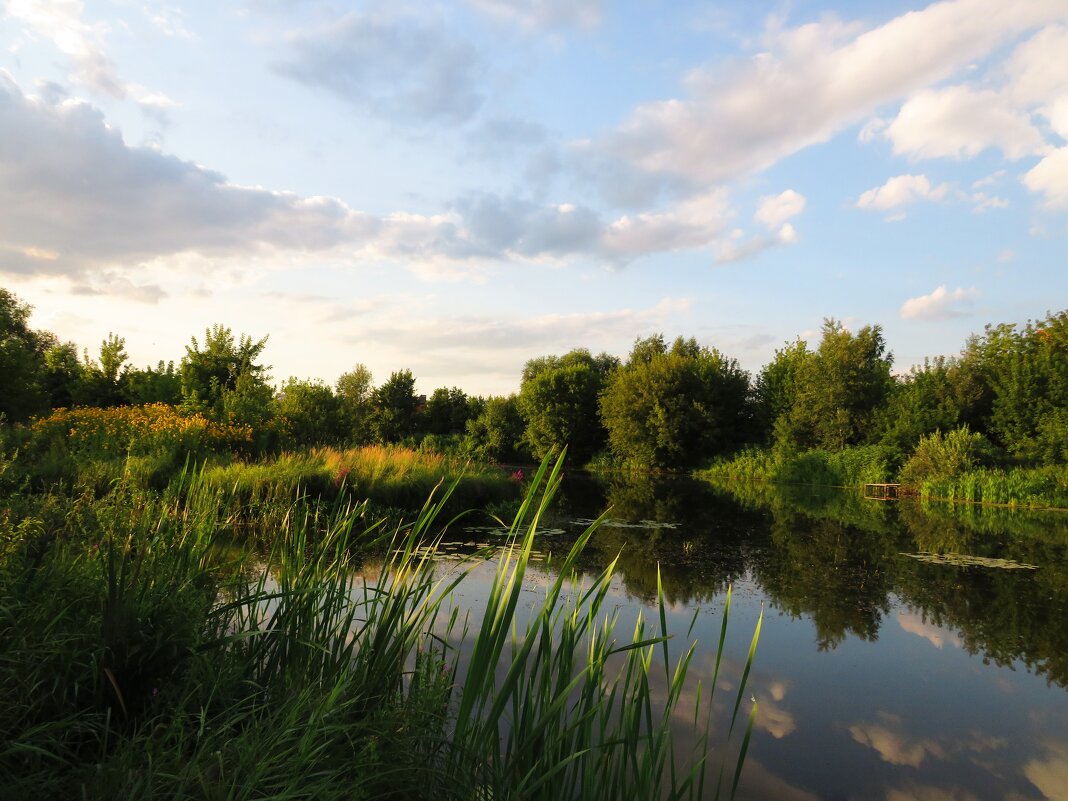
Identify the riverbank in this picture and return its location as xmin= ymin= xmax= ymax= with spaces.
xmin=698 ymin=446 xmax=1068 ymax=511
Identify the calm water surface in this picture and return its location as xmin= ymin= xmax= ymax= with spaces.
xmin=426 ymin=473 xmax=1068 ymax=801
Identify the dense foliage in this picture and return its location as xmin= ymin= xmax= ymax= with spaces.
xmin=599 ymin=335 xmax=750 ymax=468
xmin=517 ymin=349 xmax=617 ymax=462
xmin=1 ymin=286 xmax=1065 ymax=501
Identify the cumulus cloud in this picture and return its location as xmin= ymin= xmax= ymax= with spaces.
xmin=716 ymin=223 xmax=798 ymax=264
xmin=466 ymin=0 xmax=603 ymax=30
xmin=1024 ymin=146 xmax=1068 ymax=208
xmin=885 ymin=85 xmax=1048 ymax=160
xmin=856 ymin=174 xmax=950 ymax=212
xmin=0 ymin=73 xmax=383 ymax=277
xmin=0 ymin=75 xmax=735 ymax=288
xmin=275 ymin=11 xmax=485 ymax=125
xmin=601 ymin=191 xmax=731 ymax=260
xmin=1005 ymin=24 xmax=1068 ymax=109
xmin=755 ymin=189 xmax=806 ymax=229
xmin=900 ymin=285 xmax=980 ymax=320
xmin=445 ymin=190 xmax=732 ymax=265
xmin=4 ymin=0 xmax=176 ymax=110
xmin=595 ymin=0 xmax=1068 ymax=192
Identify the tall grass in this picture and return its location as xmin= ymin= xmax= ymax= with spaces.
xmin=919 ymin=464 xmax=1068 ymax=510
xmin=701 ymin=445 xmax=896 ymax=487
xmin=199 ymin=444 xmax=519 ymax=518
xmin=1 ymin=455 xmax=760 ymax=800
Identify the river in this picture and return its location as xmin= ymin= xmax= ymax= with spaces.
xmin=419 ymin=471 xmax=1068 ymax=801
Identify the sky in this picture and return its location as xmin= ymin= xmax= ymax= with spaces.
xmin=1 ymin=0 xmax=1066 ymax=396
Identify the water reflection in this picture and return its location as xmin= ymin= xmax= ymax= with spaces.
xmin=433 ymin=471 xmax=1068 ymax=800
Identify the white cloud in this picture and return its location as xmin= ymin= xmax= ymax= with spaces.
xmin=466 ymin=0 xmax=602 ymax=30
xmin=856 ymin=174 xmax=950 ymax=212
xmin=858 ymin=117 xmax=889 ymax=143
xmin=716 ymin=224 xmax=798 ymax=264
xmin=885 ymin=85 xmax=1048 ymax=160
xmin=967 ymin=192 xmax=1009 ymax=212
xmin=1004 ymin=24 xmax=1068 ymax=107
xmin=602 ymin=191 xmax=730 ymax=259
xmin=755 ymin=189 xmax=806 ymax=229
xmin=900 ymin=285 xmax=980 ymax=320
xmin=597 ymin=0 xmax=1068 ymax=192
xmin=1024 ymin=146 xmax=1068 ymax=208
xmin=3 ymin=0 xmax=175 ymax=110
xmin=0 ymin=75 xmax=737 ymax=288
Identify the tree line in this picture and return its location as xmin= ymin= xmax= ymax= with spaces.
xmin=2 ymin=288 xmax=1064 ymax=470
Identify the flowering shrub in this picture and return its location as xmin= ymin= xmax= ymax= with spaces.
xmin=27 ymin=404 xmax=253 ymax=460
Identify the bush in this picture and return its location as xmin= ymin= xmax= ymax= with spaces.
xmin=899 ymin=426 xmax=997 ymax=486
xmin=24 ymin=404 xmax=253 ymax=462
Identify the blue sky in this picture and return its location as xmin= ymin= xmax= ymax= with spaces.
xmin=2 ymin=0 xmax=1066 ymax=395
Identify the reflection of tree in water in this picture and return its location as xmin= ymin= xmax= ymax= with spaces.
xmin=545 ymin=472 xmax=1068 ymax=686
xmin=551 ymin=472 xmax=771 ymax=605
xmin=755 ymin=512 xmax=903 ymax=650
xmin=717 ymin=478 xmax=1068 ymax=685
xmin=894 ymin=501 xmax=1068 ymax=687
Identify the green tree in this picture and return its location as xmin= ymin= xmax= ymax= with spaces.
xmin=370 ymin=370 xmax=419 ymax=444
xmin=179 ymin=325 xmax=272 ymax=425
xmin=122 ymin=361 xmax=182 ymax=405
xmin=779 ymin=319 xmax=893 ymax=451
xmin=274 ymin=378 xmax=343 ymax=448
xmin=599 ymin=335 xmax=751 ymax=468
xmin=423 ymin=387 xmax=480 ymax=437
xmin=43 ymin=341 xmax=88 ymax=409
xmin=983 ymin=312 xmax=1068 ymax=463
xmin=463 ymin=395 xmax=528 ymax=463
xmin=753 ymin=338 xmax=810 ymax=444
xmin=518 ymin=349 xmax=618 ymax=462
xmin=0 ymin=288 xmax=50 ymax=421
xmin=875 ymin=356 xmax=987 ymax=455
xmin=80 ymin=333 xmax=129 ymax=407
xmin=336 ymin=364 xmax=374 ymax=445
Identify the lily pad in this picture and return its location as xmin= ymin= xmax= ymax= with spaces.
xmin=900 ymin=552 xmax=1039 ymax=570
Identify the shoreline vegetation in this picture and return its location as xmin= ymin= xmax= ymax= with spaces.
xmin=1 ymin=454 xmax=761 ymax=801
xmin=2 ymin=287 xmax=1065 ymax=510
xmin=698 ymin=444 xmax=1068 ymax=511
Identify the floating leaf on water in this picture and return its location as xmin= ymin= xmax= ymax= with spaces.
xmin=900 ymin=552 xmax=1039 ymax=570
xmin=462 ymin=525 xmax=565 ymax=537
xmin=571 ymin=517 xmax=680 ymax=530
